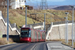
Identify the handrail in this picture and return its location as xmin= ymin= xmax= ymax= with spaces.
xmin=47 ymin=22 xmax=53 ymax=34
xmin=0 ymin=11 xmax=20 ymax=34
xmin=53 ymin=21 xmax=72 ymax=25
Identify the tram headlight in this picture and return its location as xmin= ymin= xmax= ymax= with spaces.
xmin=28 ymin=38 xmax=29 ymax=40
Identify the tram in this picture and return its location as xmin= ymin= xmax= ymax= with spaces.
xmin=20 ymin=27 xmax=46 ymax=42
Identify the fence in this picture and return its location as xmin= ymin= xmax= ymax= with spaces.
xmin=53 ymin=21 xmax=72 ymax=25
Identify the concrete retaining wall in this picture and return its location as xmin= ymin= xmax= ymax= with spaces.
xmin=46 ymin=23 xmax=74 ymax=40
xmin=0 ymin=19 xmax=18 ymax=35
xmin=0 ymin=11 xmax=19 ymax=38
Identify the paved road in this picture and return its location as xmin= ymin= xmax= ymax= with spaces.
xmin=32 ymin=42 xmax=48 ymax=50
xmin=0 ymin=41 xmax=74 ymax=50
xmin=0 ymin=42 xmax=48 ymax=50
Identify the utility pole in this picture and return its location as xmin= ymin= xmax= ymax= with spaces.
xmin=73 ymin=6 xmax=75 ymax=43
xmin=7 ymin=0 xmax=9 ymax=41
xmin=71 ymin=6 xmax=75 ymax=46
xmin=25 ymin=7 xmax=27 ymax=27
xmin=25 ymin=0 xmax=27 ymax=27
xmin=65 ymin=12 xmax=69 ymax=44
xmin=44 ymin=13 xmax=46 ymax=31
xmin=40 ymin=0 xmax=48 ymax=10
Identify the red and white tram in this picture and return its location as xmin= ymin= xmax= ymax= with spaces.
xmin=20 ymin=27 xmax=46 ymax=42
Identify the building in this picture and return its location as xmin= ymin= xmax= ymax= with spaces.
xmin=10 ymin=0 xmax=25 ymax=9
xmin=0 ymin=0 xmax=25 ymax=9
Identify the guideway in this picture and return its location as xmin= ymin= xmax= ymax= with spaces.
xmin=47 ymin=41 xmax=74 ymax=50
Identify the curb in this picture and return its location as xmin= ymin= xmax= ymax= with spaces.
xmin=47 ymin=43 xmax=51 ymax=50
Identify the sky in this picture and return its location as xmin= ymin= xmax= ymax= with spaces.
xmin=26 ymin=0 xmax=75 ymax=6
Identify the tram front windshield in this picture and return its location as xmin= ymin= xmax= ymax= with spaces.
xmin=21 ymin=29 xmax=29 ymax=37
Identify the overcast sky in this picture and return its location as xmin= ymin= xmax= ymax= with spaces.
xmin=26 ymin=0 xmax=75 ymax=6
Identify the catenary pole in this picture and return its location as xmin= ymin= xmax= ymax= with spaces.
xmin=73 ymin=6 xmax=75 ymax=42
xmin=66 ymin=12 xmax=69 ymax=44
xmin=44 ymin=13 xmax=46 ymax=31
xmin=7 ymin=0 xmax=9 ymax=41
xmin=72 ymin=6 xmax=74 ymax=46
xmin=64 ymin=12 xmax=69 ymax=44
xmin=65 ymin=12 xmax=69 ymax=44
xmin=25 ymin=7 xmax=27 ymax=27
xmin=25 ymin=0 xmax=27 ymax=27
xmin=66 ymin=16 xmax=68 ymax=44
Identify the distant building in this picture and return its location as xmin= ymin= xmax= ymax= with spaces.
xmin=26 ymin=5 xmax=33 ymax=10
xmin=0 ymin=0 xmax=25 ymax=9
xmin=10 ymin=0 xmax=25 ymax=9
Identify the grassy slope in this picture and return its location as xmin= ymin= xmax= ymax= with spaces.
xmin=3 ymin=9 xmax=75 ymax=28
xmin=9 ymin=9 xmax=39 ymax=27
xmin=62 ymin=40 xmax=75 ymax=48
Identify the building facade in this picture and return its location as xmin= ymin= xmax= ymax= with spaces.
xmin=10 ymin=0 xmax=25 ymax=9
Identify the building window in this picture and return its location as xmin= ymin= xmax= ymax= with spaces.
xmin=19 ymin=0 xmax=21 ymax=2
xmin=23 ymin=0 xmax=25 ymax=2
xmin=22 ymin=0 xmax=23 ymax=2
xmin=19 ymin=0 xmax=24 ymax=2
xmin=19 ymin=0 xmax=22 ymax=2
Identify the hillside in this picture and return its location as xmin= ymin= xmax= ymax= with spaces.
xmin=1 ymin=9 xmax=75 ymax=28
xmin=53 ymin=5 xmax=75 ymax=10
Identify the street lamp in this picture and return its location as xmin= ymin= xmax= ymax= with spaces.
xmin=44 ymin=13 xmax=46 ymax=31
xmin=7 ymin=0 xmax=9 ymax=42
xmin=71 ymin=6 xmax=75 ymax=46
xmin=25 ymin=0 xmax=27 ymax=27
xmin=64 ymin=12 xmax=69 ymax=44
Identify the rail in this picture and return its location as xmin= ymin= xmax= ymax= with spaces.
xmin=53 ymin=21 xmax=72 ymax=25
xmin=16 ymin=25 xmax=20 ymax=33
xmin=46 ymin=22 xmax=53 ymax=34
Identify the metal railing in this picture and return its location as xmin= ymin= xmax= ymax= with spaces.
xmin=53 ymin=21 xmax=72 ymax=25
xmin=46 ymin=22 xmax=53 ymax=34
xmin=16 ymin=25 xmax=20 ymax=33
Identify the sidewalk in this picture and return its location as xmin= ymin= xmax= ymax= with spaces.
xmin=47 ymin=41 xmax=74 ymax=50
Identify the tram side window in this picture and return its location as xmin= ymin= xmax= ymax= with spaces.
xmin=41 ymin=32 xmax=45 ymax=39
xmin=43 ymin=32 xmax=45 ymax=39
xmin=35 ymin=31 xmax=37 ymax=39
xmin=29 ymin=29 xmax=31 ymax=37
xmin=38 ymin=31 xmax=41 ymax=39
xmin=41 ymin=32 xmax=44 ymax=39
xmin=31 ymin=30 xmax=34 ymax=40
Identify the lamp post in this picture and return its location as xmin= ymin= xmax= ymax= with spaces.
xmin=25 ymin=0 xmax=27 ymax=27
xmin=65 ymin=12 xmax=69 ymax=44
xmin=44 ymin=13 xmax=46 ymax=31
xmin=25 ymin=7 xmax=27 ymax=27
xmin=74 ymin=7 xmax=75 ymax=43
xmin=71 ymin=6 xmax=75 ymax=46
xmin=7 ymin=0 xmax=9 ymax=41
